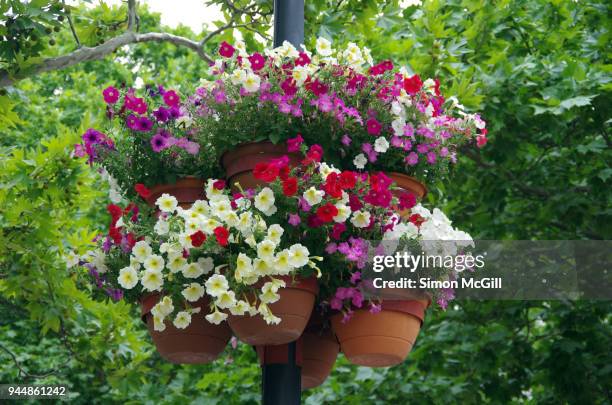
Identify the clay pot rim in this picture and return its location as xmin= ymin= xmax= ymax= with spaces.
xmin=386 ymin=171 xmax=428 ymax=198
xmin=220 ymin=140 xmax=297 ymax=169
xmin=144 ymin=176 xmax=207 ymax=206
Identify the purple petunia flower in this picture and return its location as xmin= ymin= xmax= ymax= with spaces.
xmin=153 ymin=106 xmax=171 ymax=122
xmin=82 ymin=128 xmax=103 ymax=145
xmin=341 ymin=134 xmax=352 ymax=146
xmin=406 ymin=152 xmax=419 ymax=166
xmin=150 ymin=133 xmax=168 ymax=152
xmin=288 ymin=213 xmax=301 ymax=226
xmin=136 ymin=117 xmax=153 ymax=132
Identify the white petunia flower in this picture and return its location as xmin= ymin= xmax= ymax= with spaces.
xmin=205 ymin=310 xmax=228 ymax=325
xmin=167 ymin=254 xmax=187 ymax=274
xmin=173 ymin=311 xmax=191 ymax=329
xmin=144 ymin=254 xmax=165 ymax=272
xmin=118 ymin=266 xmax=138 ymax=289
xmin=351 ymin=210 xmax=371 ymax=228
xmin=374 ymin=137 xmax=390 ymax=153
xmin=156 ymin=193 xmax=178 ymax=213
xmin=243 ymin=72 xmax=261 ymax=93
xmin=153 ymin=315 xmax=166 ymax=332
xmin=182 ymin=282 xmax=205 ymax=302
xmin=191 ymin=200 xmax=209 ymax=215
xmin=333 ymin=204 xmax=351 ymax=223
xmin=267 ymin=224 xmax=284 ymax=244
xmin=254 ymin=187 xmax=275 ymax=212
xmin=215 ymin=290 xmax=236 ymax=309
xmin=205 ymin=274 xmax=229 ymax=297
xmin=152 ymin=296 xmax=174 ymax=318
xmin=132 ymin=240 xmax=153 ymax=263
xmin=288 ymin=244 xmax=310 ymax=268
xmin=64 ymin=251 xmax=80 ymax=268
xmin=229 ymin=300 xmax=249 ymax=316
xmin=273 ymin=250 xmax=292 ymax=275
xmin=154 ymin=219 xmax=170 ymax=235
xmin=316 ymin=37 xmax=333 ymax=56
xmin=197 ymin=257 xmax=215 ymax=275
xmin=141 ymin=269 xmax=164 ymax=291
xmin=253 ymin=258 xmax=272 ymax=276
xmin=257 ymin=240 xmax=276 ymax=260
xmin=303 ymin=187 xmax=324 ymax=206
xmin=182 ymin=262 xmax=204 ymax=279
xmin=353 ymin=153 xmax=368 ymax=169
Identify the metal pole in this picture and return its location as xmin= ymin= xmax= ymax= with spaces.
xmin=261 ymin=342 xmax=301 ymax=405
xmin=273 ymin=0 xmax=305 ymax=48
xmin=261 ymin=3 xmax=304 ymax=404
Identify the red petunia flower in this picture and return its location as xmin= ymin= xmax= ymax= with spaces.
xmin=107 ymin=204 xmax=123 ymax=224
xmin=322 ymin=173 xmax=343 ymax=198
xmin=109 ymin=226 xmax=122 ymax=245
xmin=219 ymin=41 xmax=235 ymax=58
xmin=282 ymin=177 xmax=298 ymax=196
xmin=403 ymin=74 xmax=423 ymax=95
xmin=190 ymin=230 xmax=207 ymax=247
xmin=316 ymin=203 xmax=339 ymax=223
xmin=409 ymin=213 xmax=425 ymax=228
xmin=214 ymin=226 xmax=230 ymax=247
xmin=302 ymin=144 xmax=323 ymax=165
xmin=134 ymin=183 xmax=151 ymax=199
xmin=253 ymin=162 xmax=280 ymax=182
xmin=287 ymin=134 xmax=304 ymax=153
xmin=338 ymin=171 xmax=357 ymax=190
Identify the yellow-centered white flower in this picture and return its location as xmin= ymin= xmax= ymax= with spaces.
xmin=351 ymin=210 xmax=371 ymax=228
xmin=156 ymin=193 xmax=178 ymax=213
xmin=117 ymin=266 xmax=138 ymax=289
xmin=254 ymin=187 xmax=275 ymax=212
xmin=132 ymin=241 xmax=152 ymax=262
xmin=182 ymin=283 xmax=205 ymax=302
xmin=173 ymin=311 xmax=191 ymax=329
xmin=303 ymin=187 xmax=324 ymax=206
xmin=205 ymin=274 xmax=229 ymax=297
xmin=141 ymin=269 xmax=164 ymax=291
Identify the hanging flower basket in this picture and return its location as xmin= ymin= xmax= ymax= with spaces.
xmin=144 ymin=176 xmax=206 ymax=209
xmin=140 ymin=294 xmax=232 ymax=364
xmin=221 ymin=141 xmax=302 ymax=191
xmin=228 ymin=276 xmax=318 ymax=345
xmin=301 ymin=326 xmax=339 ymax=390
xmin=331 ymin=299 xmax=429 ymax=367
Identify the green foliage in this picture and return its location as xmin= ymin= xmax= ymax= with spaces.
xmin=1 ymin=1 xmax=610 ymax=404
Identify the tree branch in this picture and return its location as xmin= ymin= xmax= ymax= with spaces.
xmin=0 ymin=31 xmax=212 ymax=88
xmin=127 ymin=0 xmax=137 ymax=32
xmin=0 ymin=343 xmax=62 ymax=380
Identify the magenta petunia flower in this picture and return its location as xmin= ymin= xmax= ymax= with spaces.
xmin=427 ymin=151 xmax=437 ymax=164
xmin=150 ymin=133 xmax=168 ymax=152
xmin=366 ymin=118 xmax=382 ymax=135
xmin=73 ymin=144 xmax=86 ymax=158
xmin=163 ymin=90 xmax=180 ymax=107
xmin=102 ymin=86 xmax=119 ymax=104
xmin=219 ymin=41 xmax=235 ymax=58
xmin=330 ymin=297 xmax=342 ymax=310
xmin=248 ymin=52 xmax=265 ymax=71
xmin=406 ymin=151 xmax=419 ymax=166
xmin=341 ymin=134 xmax=352 ymax=146
xmin=287 ymin=134 xmax=304 ymax=152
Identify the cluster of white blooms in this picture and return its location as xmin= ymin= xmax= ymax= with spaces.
xmin=384 ymin=204 xmax=474 ymax=266
xmin=108 ymin=179 xmax=319 ymax=329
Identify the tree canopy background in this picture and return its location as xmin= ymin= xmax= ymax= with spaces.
xmin=0 ymin=0 xmax=610 ymax=403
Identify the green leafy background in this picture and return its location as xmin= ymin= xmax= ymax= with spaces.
xmin=0 ymin=0 xmax=610 ymax=403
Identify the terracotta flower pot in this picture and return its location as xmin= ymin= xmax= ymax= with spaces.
xmin=387 ymin=172 xmax=427 ymax=199
xmin=301 ymin=329 xmax=339 ymax=390
xmin=140 ymin=294 xmax=232 ymax=364
xmin=144 ymin=176 xmax=205 ymax=209
xmin=228 ymin=276 xmax=318 ymax=346
xmin=221 ymin=141 xmax=302 ymax=191
xmin=331 ymin=300 xmax=429 ymax=367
